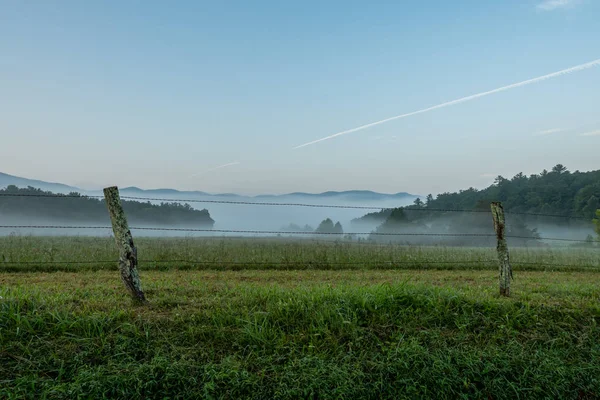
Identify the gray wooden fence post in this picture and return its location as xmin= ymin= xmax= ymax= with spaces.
xmin=103 ymin=186 xmax=147 ymax=303
xmin=490 ymin=202 xmax=512 ymax=297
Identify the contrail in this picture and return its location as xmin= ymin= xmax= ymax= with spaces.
xmin=534 ymin=128 xmax=564 ymax=136
xmin=294 ymin=58 xmax=600 ymax=149
xmin=190 ymin=162 xmax=240 ymax=178
xmin=580 ymin=129 xmax=600 ymax=136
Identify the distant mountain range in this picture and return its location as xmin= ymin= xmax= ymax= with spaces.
xmin=0 ymin=172 xmax=79 ymax=193
xmin=0 ymin=172 xmax=418 ymax=204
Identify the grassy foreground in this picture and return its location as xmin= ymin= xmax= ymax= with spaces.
xmin=1 ymin=270 xmax=600 ymax=399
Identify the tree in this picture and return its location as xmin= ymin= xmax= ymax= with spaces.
xmin=512 ymin=172 xmax=525 ymax=181
xmin=334 ymin=222 xmax=343 ymax=234
xmin=315 ymin=218 xmax=335 ymax=233
xmin=413 ymin=198 xmax=424 ymax=207
xmin=426 ymin=194 xmax=434 ymax=206
xmin=551 ymin=164 xmax=568 ymax=174
xmin=574 ymin=183 xmax=600 ymax=218
xmin=494 ymin=175 xmax=508 ymax=186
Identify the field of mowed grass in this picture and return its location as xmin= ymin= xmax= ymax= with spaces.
xmin=2 ymin=236 xmax=600 ymax=398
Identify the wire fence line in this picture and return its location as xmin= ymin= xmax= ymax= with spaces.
xmin=0 ymin=260 xmax=496 ymax=266
xmin=0 ymin=192 xmax=591 ymax=220
xmin=1 ymin=260 xmax=598 ymax=272
xmin=0 ymin=225 xmax=592 ymax=243
xmin=0 ymin=193 xmax=104 ymax=198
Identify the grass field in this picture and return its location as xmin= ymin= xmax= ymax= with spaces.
xmin=1 ymin=236 xmax=599 ymax=272
xmin=1 ymin=236 xmax=600 ymax=398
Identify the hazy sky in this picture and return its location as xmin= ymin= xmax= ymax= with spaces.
xmin=1 ymin=0 xmax=599 ymax=196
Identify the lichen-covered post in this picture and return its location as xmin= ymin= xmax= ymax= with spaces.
xmin=103 ymin=186 xmax=147 ymax=303
xmin=490 ymin=202 xmax=512 ymax=297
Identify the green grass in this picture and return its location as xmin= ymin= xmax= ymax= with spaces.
xmin=1 ymin=270 xmax=600 ymax=399
xmin=1 ymin=236 xmax=599 ymax=272
xmin=1 ymin=236 xmax=600 ymax=398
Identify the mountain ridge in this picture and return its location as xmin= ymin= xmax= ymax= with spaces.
xmin=0 ymin=172 xmax=418 ymax=202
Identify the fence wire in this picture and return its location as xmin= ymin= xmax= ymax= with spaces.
xmin=1 ymin=260 xmax=598 ymax=272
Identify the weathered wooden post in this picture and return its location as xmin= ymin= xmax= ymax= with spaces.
xmin=103 ymin=186 xmax=147 ymax=303
xmin=490 ymin=202 xmax=512 ymax=297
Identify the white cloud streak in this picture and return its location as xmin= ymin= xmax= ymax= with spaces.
xmin=294 ymin=58 xmax=600 ymax=149
xmin=580 ymin=130 xmax=600 ymax=136
xmin=536 ymin=0 xmax=578 ymax=11
xmin=534 ymin=128 xmax=564 ymax=136
xmin=189 ymin=161 xmax=240 ymax=178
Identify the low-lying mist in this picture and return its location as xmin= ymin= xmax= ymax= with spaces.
xmin=2 ymin=201 xmax=595 ymax=249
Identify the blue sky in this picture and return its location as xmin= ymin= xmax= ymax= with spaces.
xmin=1 ymin=0 xmax=599 ymax=195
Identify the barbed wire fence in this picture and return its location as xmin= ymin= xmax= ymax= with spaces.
xmin=1 ymin=188 xmax=598 ymax=299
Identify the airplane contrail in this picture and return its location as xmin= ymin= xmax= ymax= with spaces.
xmin=580 ymin=129 xmax=600 ymax=136
xmin=294 ymin=58 xmax=600 ymax=149
xmin=189 ymin=161 xmax=240 ymax=178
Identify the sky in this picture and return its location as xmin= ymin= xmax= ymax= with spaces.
xmin=1 ymin=0 xmax=599 ymax=196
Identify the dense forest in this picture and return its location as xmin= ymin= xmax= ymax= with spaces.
xmin=0 ymin=186 xmax=215 ymax=227
xmin=353 ymin=164 xmax=600 ymax=224
xmin=350 ymin=165 xmax=599 ymax=245
xmin=423 ymin=164 xmax=600 ymax=218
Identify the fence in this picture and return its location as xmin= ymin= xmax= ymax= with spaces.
xmin=0 ymin=187 xmax=596 ymax=302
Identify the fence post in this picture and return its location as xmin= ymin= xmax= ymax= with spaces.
xmin=490 ymin=202 xmax=512 ymax=297
xmin=103 ymin=186 xmax=147 ymax=303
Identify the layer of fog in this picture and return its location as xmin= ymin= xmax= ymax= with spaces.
xmin=0 ymin=194 xmax=414 ymax=238
xmin=1 ymin=193 xmax=595 ymax=246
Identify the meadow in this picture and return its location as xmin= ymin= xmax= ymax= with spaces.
xmin=0 ymin=235 xmax=598 ymax=272
xmin=1 ymin=236 xmax=600 ymax=398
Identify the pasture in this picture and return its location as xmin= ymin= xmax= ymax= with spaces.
xmin=1 ymin=236 xmax=600 ymax=398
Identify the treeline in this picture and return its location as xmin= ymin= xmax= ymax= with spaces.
xmin=0 ymin=186 xmax=214 ymax=227
xmin=352 ymin=164 xmax=600 ymax=230
xmin=422 ymin=164 xmax=600 ymax=219
xmin=281 ymin=218 xmax=344 ymax=234
xmin=346 ymin=164 xmax=600 ymax=246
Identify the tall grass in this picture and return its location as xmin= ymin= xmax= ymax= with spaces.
xmin=1 ymin=236 xmax=598 ymax=272
xmin=1 ymin=270 xmax=599 ymax=399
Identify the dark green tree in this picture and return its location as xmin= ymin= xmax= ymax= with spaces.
xmin=315 ymin=218 xmax=335 ymax=234
xmin=426 ymin=194 xmax=434 ymax=206
xmin=551 ymin=164 xmax=568 ymax=174
xmin=334 ymin=222 xmax=343 ymax=234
